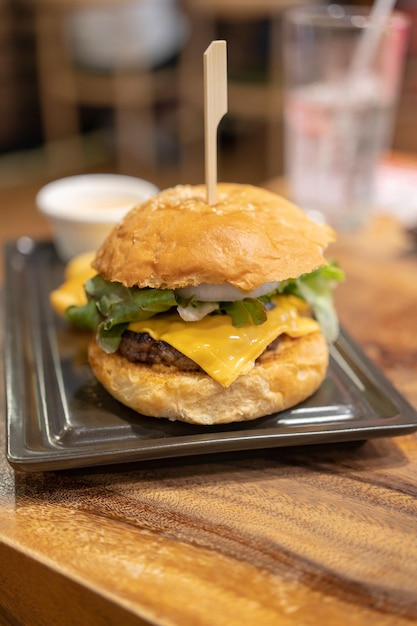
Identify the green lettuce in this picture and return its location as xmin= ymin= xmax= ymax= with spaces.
xmin=66 ymin=275 xmax=177 ymax=353
xmin=277 ymin=262 xmax=345 ymax=342
xmin=220 ymin=298 xmax=267 ymax=327
xmin=66 ymin=262 xmax=344 ymax=352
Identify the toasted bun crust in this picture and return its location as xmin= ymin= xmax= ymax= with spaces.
xmin=88 ymin=332 xmax=328 ymax=425
xmin=92 ymin=184 xmax=335 ymax=291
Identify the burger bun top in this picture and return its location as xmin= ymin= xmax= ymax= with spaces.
xmin=92 ymin=183 xmax=335 ymax=292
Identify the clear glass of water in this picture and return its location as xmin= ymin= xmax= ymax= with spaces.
xmin=283 ymin=5 xmax=410 ymax=231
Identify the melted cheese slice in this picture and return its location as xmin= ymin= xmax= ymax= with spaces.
xmin=128 ymin=295 xmax=319 ymax=387
xmin=50 ymin=251 xmax=96 ymax=318
xmin=50 ymin=269 xmax=96 ymax=317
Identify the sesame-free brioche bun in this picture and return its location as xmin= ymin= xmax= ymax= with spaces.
xmin=92 ymin=183 xmax=335 ymax=291
xmin=88 ymin=331 xmax=328 ymax=425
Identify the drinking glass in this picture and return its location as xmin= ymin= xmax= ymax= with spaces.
xmin=283 ymin=4 xmax=410 ymax=230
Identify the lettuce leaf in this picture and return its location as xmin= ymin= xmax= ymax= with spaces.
xmin=66 ymin=275 xmax=177 ymax=353
xmin=278 ymin=262 xmax=345 ymax=342
xmin=220 ymin=298 xmax=267 ymax=327
xmin=65 ymin=262 xmax=344 ymax=352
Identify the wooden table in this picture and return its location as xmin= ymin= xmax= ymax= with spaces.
xmin=1 ymin=175 xmax=417 ymax=625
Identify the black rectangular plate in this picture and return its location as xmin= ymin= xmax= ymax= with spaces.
xmin=4 ymin=239 xmax=417 ymax=472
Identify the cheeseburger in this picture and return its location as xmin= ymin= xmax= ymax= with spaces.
xmin=60 ymin=183 xmax=344 ymax=425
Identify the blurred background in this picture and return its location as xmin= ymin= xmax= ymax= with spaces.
xmin=0 ymin=0 xmax=416 ymax=192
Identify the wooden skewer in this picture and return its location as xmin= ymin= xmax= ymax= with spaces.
xmin=204 ymin=40 xmax=228 ymax=206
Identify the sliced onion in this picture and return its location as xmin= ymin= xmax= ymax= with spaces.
xmin=175 ymin=281 xmax=280 ymax=302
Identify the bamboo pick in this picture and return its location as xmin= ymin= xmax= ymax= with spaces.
xmin=204 ymin=40 xmax=228 ymax=205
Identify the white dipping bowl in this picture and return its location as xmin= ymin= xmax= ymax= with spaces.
xmin=36 ymin=173 xmax=159 ymax=262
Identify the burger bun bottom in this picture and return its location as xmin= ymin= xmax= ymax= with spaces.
xmin=88 ymin=332 xmax=328 ymax=425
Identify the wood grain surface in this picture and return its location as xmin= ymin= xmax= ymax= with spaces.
xmin=1 ymin=181 xmax=417 ymax=625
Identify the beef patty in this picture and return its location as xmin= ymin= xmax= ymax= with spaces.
xmin=119 ymin=331 xmax=201 ymax=371
xmin=119 ymin=330 xmax=280 ymax=372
